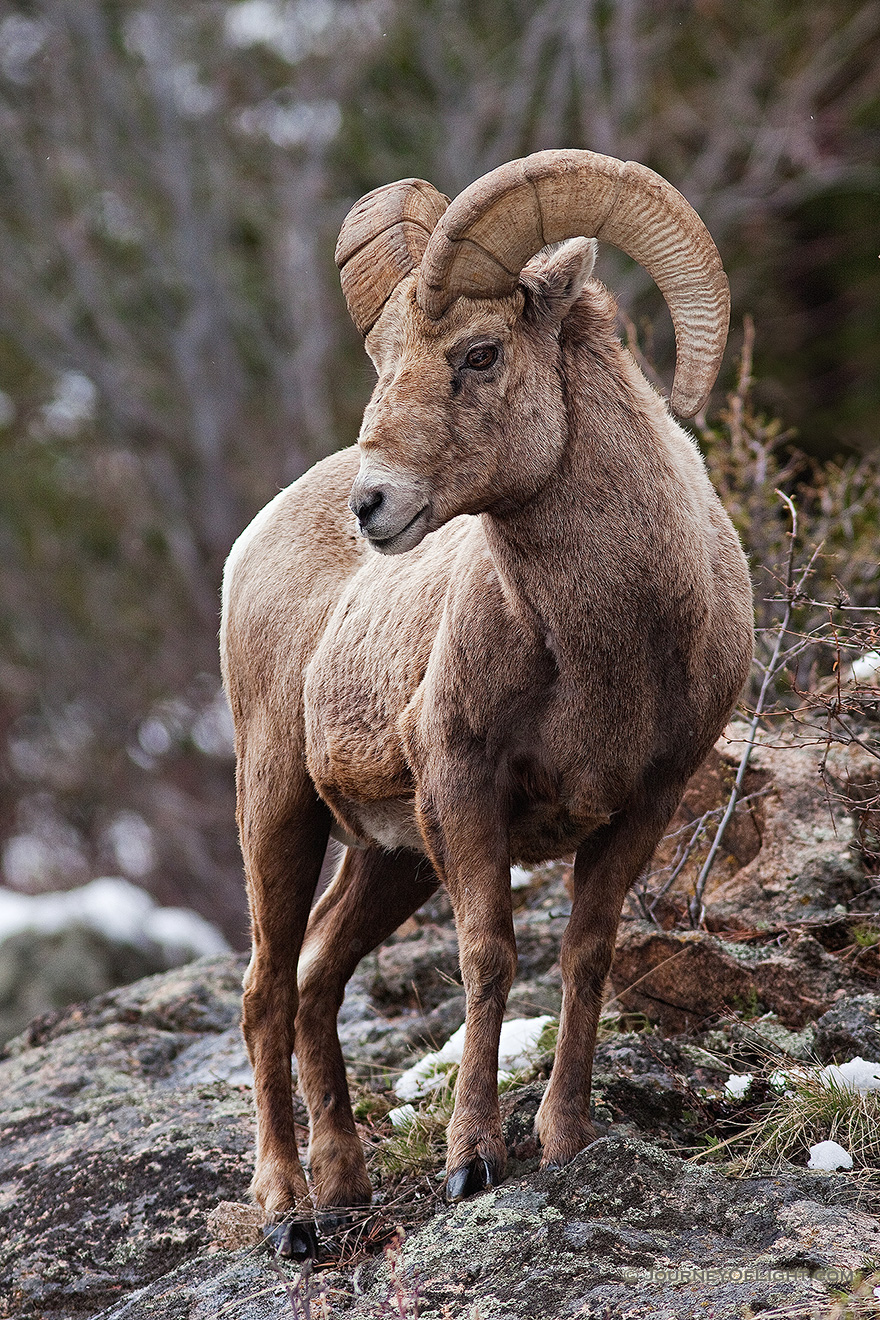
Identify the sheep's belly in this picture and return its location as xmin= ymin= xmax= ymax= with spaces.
xmin=329 ymin=794 xmax=608 ymax=868
xmin=331 ymin=797 xmax=425 ymax=855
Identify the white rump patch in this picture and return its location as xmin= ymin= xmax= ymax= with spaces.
xmin=221 ymin=484 xmax=293 ymax=618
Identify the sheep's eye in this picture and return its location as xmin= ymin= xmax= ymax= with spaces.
xmin=464 ymin=343 xmax=498 ymax=371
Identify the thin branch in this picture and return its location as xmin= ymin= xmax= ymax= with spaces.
xmin=689 ymin=491 xmax=801 ymax=926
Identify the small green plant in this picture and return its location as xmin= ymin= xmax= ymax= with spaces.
xmin=353 ymin=1090 xmax=394 ymax=1123
xmin=699 ymin=1134 xmax=728 ymax=1161
xmin=376 ymin=1067 xmax=458 ymax=1179
xmin=730 ymin=987 xmax=763 ymax=1020
xmin=852 ymin=924 xmax=880 ymax=950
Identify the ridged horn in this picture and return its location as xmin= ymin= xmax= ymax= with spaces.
xmin=416 ymin=150 xmax=729 ymax=416
xmin=336 ymin=179 xmax=450 ymax=337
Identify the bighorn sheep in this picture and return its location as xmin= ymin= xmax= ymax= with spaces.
xmin=220 ymin=149 xmax=754 ymax=1255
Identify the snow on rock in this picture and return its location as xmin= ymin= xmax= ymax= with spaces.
xmin=724 ymin=1072 xmax=754 ymax=1099
xmin=394 ymin=1024 xmax=465 ymax=1101
xmin=395 ymin=1015 xmax=554 ymax=1102
xmin=808 ymin=1140 xmax=853 ymax=1171
xmin=765 ymin=1057 xmax=880 ymax=1098
xmin=0 ymin=876 xmax=230 ymax=962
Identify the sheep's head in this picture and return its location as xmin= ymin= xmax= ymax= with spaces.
xmin=337 ymin=150 xmax=729 ymax=554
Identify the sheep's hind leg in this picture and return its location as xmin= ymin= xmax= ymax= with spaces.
xmin=296 ymin=846 xmax=438 ymax=1210
xmin=240 ymin=768 xmax=332 ymax=1258
xmin=535 ymin=783 xmax=684 ymax=1168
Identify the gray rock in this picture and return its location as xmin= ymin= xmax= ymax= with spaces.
xmin=588 ymin=1033 xmax=694 ymax=1134
xmin=3 ymin=947 xmax=880 ymax=1320
xmin=0 ymin=924 xmax=177 ymax=1045
xmin=82 ymin=1134 xmax=880 ymax=1320
xmin=362 ymin=924 xmax=460 ymax=1014
xmin=729 ymin=1014 xmax=818 ymax=1062
xmin=813 ymin=993 xmax=880 ymax=1063
xmin=4 ymin=778 xmax=880 ymax=1320
xmin=344 ymin=1136 xmax=880 ymax=1320
xmin=0 ymin=956 xmax=255 ymax=1320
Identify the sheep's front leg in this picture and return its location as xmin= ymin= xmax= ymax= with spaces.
xmin=418 ymin=790 xmax=517 ymax=1201
xmin=535 ymin=783 xmax=685 ymax=1167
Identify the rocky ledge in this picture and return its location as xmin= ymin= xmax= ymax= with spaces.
xmin=1 ymin=729 xmax=879 ymax=1319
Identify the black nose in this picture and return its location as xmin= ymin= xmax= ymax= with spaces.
xmin=350 ymin=486 xmax=385 ymax=526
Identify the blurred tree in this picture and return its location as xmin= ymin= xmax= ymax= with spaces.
xmin=0 ymin=0 xmax=875 ymax=944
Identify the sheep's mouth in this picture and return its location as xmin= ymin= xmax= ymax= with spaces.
xmin=369 ymin=505 xmax=430 ymax=554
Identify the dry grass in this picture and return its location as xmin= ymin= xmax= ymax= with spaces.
xmin=693 ymin=1061 xmax=880 ymax=1182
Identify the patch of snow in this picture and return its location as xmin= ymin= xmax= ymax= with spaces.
xmin=724 ymin=1072 xmax=754 ymax=1099
xmin=817 ymin=1057 xmax=880 ymax=1093
xmin=0 ymin=876 xmax=230 ymax=962
xmin=394 ymin=1015 xmax=554 ymax=1101
xmin=147 ymin=905 xmax=231 ymax=962
xmin=387 ymin=1104 xmax=417 ymax=1129
xmin=496 ymin=1016 xmax=555 ymax=1070
xmin=849 ymin=651 xmax=880 ymax=685
xmin=808 ymin=1140 xmax=853 ymax=1172
xmin=162 ymin=1027 xmax=253 ymax=1090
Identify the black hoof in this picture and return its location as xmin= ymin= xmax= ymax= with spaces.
xmin=445 ymin=1157 xmax=498 ymax=1202
xmin=264 ymin=1219 xmax=318 ymax=1259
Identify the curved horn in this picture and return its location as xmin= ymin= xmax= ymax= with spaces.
xmin=336 ymin=179 xmax=450 ymax=337
xmin=416 ymin=150 xmax=728 ymax=416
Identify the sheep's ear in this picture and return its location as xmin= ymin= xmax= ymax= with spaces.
xmin=521 ymin=237 xmax=597 ymax=326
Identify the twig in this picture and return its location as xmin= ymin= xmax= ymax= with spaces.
xmin=269 ymin=1257 xmax=314 ymax=1320
xmin=689 ymin=491 xmax=802 ymax=926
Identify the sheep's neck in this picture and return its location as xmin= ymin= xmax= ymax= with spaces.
xmin=481 ymin=411 xmax=697 ymax=679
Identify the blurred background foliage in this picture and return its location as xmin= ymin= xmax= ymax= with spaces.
xmin=0 ymin=0 xmax=877 ymax=946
